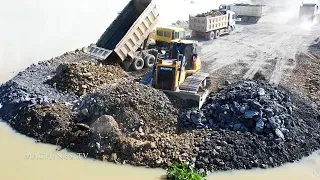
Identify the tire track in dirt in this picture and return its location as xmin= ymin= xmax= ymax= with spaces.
xmin=269 ymin=27 xmax=315 ymax=85
xmin=198 ymin=19 xmax=320 ymax=85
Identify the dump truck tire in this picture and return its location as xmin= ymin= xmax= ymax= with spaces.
xmin=249 ymin=17 xmax=256 ymax=23
xmin=228 ymin=26 xmax=232 ymax=34
xmin=214 ymin=30 xmax=220 ymax=39
xmin=208 ymin=31 xmax=215 ymax=40
xmin=132 ymin=57 xmax=144 ymax=71
xmin=242 ymin=16 xmax=248 ymax=22
xmin=144 ymin=55 xmax=155 ymax=68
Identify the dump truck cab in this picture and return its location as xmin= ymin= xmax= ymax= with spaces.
xmin=155 ymin=27 xmax=186 ymax=48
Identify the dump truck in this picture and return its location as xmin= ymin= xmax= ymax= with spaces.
xmin=299 ymin=3 xmax=319 ymax=22
xmin=219 ymin=4 xmax=263 ymax=23
xmin=86 ymin=0 xmax=159 ymax=71
xmin=189 ymin=10 xmax=236 ymax=40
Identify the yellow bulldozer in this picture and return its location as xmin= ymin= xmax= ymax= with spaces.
xmin=141 ymin=39 xmax=211 ymax=108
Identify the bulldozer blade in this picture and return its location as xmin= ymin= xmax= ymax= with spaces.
xmin=163 ymin=89 xmax=210 ymax=109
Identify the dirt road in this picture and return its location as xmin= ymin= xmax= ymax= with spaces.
xmin=198 ymin=7 xmax=320 ymax=85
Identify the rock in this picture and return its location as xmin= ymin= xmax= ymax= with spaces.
xmin=75 ymin=123 xmax=90 ymax=130
xmin=280 ymin=128 xmax=290 ymax=134
xmin=248 ymin=100 xmax=263 ymax=110
xmin=255 ymin=120 xmax=264 ymax=133
xmin=81 ymin=85 xmax=88 ymax=89
xmin=264 ymin=108 xmax=274 ymax=117
xmin=225 ymin=80 xmax=231 ymax=85
xmin=191 ymin=112 xmax=201 ymax=124
xmin=244 ymin=110 xmax=259 ymax=118
xmin=258 ymin=88 xmax=266 ymax=96
xmin=91 ymin=115 xmax=121 ymax=138
xmin=50 ymin=129 xmax=64 ymax=137
xmin=40 ymin=96 xmax=49 ymax=105
xmin=81 ymin=108 xmax=89 ymax=116
xmin=143 ymin=141 xmax=157 ymax=150
xmin=56 ymin=63 xmax=68 ymax=74
xmin=109 ymin=153 xmax=118 ymax=162
xmin=269 ymin=117 xmax=280 ymax=129
xmin=275 ymin=129 xmax=285 ymax=140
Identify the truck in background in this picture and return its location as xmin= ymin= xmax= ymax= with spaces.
xmin=219 ymin=4 xmax=263 ymax=23
xmin=189 ymin=10 xmax=236 ymax=40
xmin=299 ymin=3 xmax=319 ymax=22
xmin=86 ymin=0 xmax=159 ymax=71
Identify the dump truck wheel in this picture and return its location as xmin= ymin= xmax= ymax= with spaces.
xmin=214 ymin=30 xmax=220 ymax=39
xmin=144 ymin=55 xmax=155 ymax=68
xmin=228 ymin=26 xmax=232 ymax=34
xmin=249 ymin=17 xmax=256 ymax=23
xmin=242 ymin=16 xmax=248 ymax=22
xmin=208 ymin=31 xmax=215 ymax=40
xmin=132 ymin=57 xmax=144 ymax=71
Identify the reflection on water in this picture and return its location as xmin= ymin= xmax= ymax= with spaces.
xmin=0 ymin=121 xmax=319 ymax=180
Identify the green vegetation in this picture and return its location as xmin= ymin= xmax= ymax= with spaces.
xmin=166 ymin=162 xmax=207 ymax=180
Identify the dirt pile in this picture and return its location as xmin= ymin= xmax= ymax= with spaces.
xmin=10 ymin=104 xmax=75 ymax=142
xmin=181 ymin=81 xmax=294 ymax=141
xmin=111 ymin=132 xmax=198 ymax=168
xmin=196 ymin=10 xmax=223 ymax=17
xmin=47 ymin=61 xmax=127 ymax=96
xmin=76 ymin=81 xmax=179 ymax=136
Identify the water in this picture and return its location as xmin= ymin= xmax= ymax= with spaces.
xmin=0 ymin=121 xmax=319 ymax=180
xmin=0 ymin=0 xmax=320 ymax=179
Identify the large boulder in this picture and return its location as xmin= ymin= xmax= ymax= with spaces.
xmin=91 ymin=115 xmax=121 ymax=139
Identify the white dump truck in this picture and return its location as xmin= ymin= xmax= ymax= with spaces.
xmin=189 ymin=10 xmax=236 ymax=40
xmin=86 ymin=0 xmax=159 ymax=71
xmin=299 ymin=3 xmax=319 ymax=22
xmin=219 ymin=3 xmax=263 ymax=23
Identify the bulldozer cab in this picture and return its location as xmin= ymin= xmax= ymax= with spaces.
xmin=166 ymin=40 xmax=199 ymax=71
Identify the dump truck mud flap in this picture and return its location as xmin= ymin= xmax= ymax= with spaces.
xmin=85 ymin=44 xmax=112 ymax=61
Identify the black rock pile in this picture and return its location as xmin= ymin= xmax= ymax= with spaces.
xmin=181 ymin=81 xmax=294 ymax=141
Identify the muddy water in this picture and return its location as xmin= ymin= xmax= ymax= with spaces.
xmin=0 ymin=121 xmax=319 ymax=180
xmin=1 ymin=70 xmax=320 ymax=180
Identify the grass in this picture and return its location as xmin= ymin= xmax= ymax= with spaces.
xmin=166 ymin=162 xmax=207 ymax=180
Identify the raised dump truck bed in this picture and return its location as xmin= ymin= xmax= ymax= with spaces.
xmin=189 ymin=10 xmax=236 ymax=40
xmin=86 ymin=0 xmax=159 ymax=71
xmin=219 ymin=3 xmax=263 ymax=23
xmin=299 ymin=3 xmax=318 ymax=22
